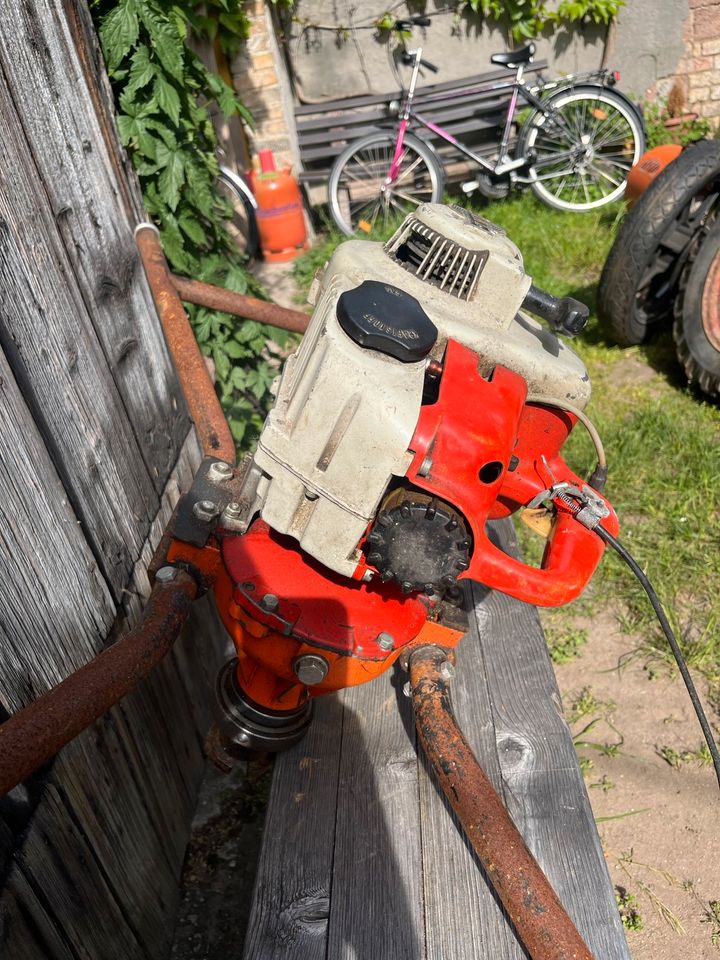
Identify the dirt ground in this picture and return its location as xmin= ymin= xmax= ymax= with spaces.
xmin=552 ymin=608 xmax=720 ymax=959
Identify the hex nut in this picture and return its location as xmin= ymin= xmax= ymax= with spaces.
xmin=260 ymin=593 xmax=280 ymax=613
xmin=155 ymin=566 xmax=177 ymax=583
xmin=376 ymin=632 xmax=395 ymax=652
xmin=209 ymin=461 xmax=233 ymax=482
xmin=193 ymin=499 xmax=219 ymax=522
xmin=293 ymin=654 xmax=329 ymax=686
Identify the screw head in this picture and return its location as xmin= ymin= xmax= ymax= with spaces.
xmin=260 ymin=593 xmax=279 ymax=613
xmin=155 ymin=566 xmax=177 ymax=583
xmin=193 ymin=499 xmax=218 ymax=522
xmin=376 ymin=632 xmax=395 ymax=652
xmin=439 ymin=661 xmax=456 ymax=682
xmin=293 ymin=654 xmax=329 ymax=686
xmin=209 ymin=461 xmax=233 ymax=482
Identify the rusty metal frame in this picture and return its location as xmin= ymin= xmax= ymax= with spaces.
xmin=0 ymin=570 xmax=198 ymax=798
xmin=171 ymin=274 xmax=309 ymax=335
xmin=409 ymin=645 xmax=596 ymax=960
xmin=135 ymin=224 xmax=237 ymax=464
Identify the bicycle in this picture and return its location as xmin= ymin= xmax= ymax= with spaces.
xmin=328 ymin=15 xmax=645 ymax=235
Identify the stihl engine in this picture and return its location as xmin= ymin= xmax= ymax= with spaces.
xmin=166 ymin=204 xmax=618 ymax=757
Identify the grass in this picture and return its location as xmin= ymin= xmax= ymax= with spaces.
xmin=294 ymin=192 xmax=720 ymax=702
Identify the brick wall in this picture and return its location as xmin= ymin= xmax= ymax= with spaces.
xmin=230 ymin=0 xmax=299 ymax=171
xmin=663 ymin=0 xmax=720 ymax=122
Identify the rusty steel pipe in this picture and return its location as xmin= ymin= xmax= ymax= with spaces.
xmin=171 ymin=274 xmax=309 ymax=335
xmin=135 ymin=224 xmax=236 ymax=464
xmin=0 ymin=570 xmax=198 ymax=798
xmin=409 ymin=646 xmax=595 ymax=960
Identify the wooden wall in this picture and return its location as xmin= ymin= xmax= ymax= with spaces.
xmin=0 ymin=2 xmax=224 ymax=956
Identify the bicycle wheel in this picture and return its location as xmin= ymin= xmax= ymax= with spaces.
xmin=216 ymin=166 xmax=260 ymax=262
xmin=328 ymin=131 xmax=444 ymax=237
xmin=520 ymin=86 xmax=645 ymax=212
xmin=599 ymin=140 xmax=720 ymax=345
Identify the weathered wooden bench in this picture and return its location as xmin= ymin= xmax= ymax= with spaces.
xmin=243 ymin=519 xmax=630 ymax=960
xmin=295 ymin=60 xmax=548 ymax=198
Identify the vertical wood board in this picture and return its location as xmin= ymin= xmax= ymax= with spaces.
xmin=0 ymin=63 xmax=158 ymax=601
xmin=0 ymin=0 xmax=188 ymax=490
xmin=0 ymin=345 xmax=116 ymax=709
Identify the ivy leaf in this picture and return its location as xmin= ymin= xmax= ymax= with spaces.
xmin=125 ymin=44 xmax=155 ymax=97
xmin=178 ymin=210 xmax=207 ymax=245
xmin=140 ymin=7 xmax=185 ymax=81
xmin=154 ymin=74 xmax=181 ymax=125
xmin=156 ymin=143 xmax=185 ymax=210
xmin=100 ymin=0 xmax=139 ymax=70
xmin=213 ymin=345 xmax=231 ymax=382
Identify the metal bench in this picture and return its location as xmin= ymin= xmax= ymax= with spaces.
xmin=294 ymin=61 xmax=547 ymax=194
xmin=243 ymin=519 xmax=630 ymax=960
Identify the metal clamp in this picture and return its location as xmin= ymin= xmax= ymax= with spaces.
xmin=527 ymin=481 xmax=610 ymax=530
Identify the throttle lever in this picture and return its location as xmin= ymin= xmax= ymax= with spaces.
xmin=522 ymin=284 xmax=589 ymax=338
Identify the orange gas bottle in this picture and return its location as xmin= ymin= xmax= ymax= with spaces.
xmin=251 ymin=149 xmax=309 ymax=262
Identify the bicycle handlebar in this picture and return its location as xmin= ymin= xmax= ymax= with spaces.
xmin=394 ymin=16 xmax=431 ymax=30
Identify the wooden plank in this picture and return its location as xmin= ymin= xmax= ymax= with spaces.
xmin=0 ymin=345 xmax=116 ymax=709
xmin=470 ymin=522 xmax=630 ymax=960
xmin=0 ymin=868 xmax=77 ymax=960
xmin=243 ymin=694 xmax=344 ymax=960
xmin=0 ymin=0 xmax=188 ymax=492
xmin=326 ymin=676 xmax=425 ymax=960
xmin=293 ymin=63 xmax=547 ymax=116
xmin=0 ymin=66 xmax=158 ymax=601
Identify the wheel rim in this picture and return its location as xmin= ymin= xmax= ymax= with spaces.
xmin=217 ymin=178 xmax=256 ymax=259
xmin=701 ymin=248 xmax=720 ymax=351
xmin=526 ymin=92 xmax=641 ymax=210
xmin=334 ymin=139 xmax=437 ymax=235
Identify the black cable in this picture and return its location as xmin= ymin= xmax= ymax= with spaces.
xmin=595 ymin=524 xmax=720 ymax=793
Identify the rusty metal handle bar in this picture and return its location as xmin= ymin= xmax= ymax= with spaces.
xmin=409 ymin=645 xmax=595 ymax=960
xmin=0 ymin=569 xmax=198 ymax=798
xmin=171 ymin=274 xmax=309 ymax=334
xmin=135 ymin=223 xmax=237 ymax=464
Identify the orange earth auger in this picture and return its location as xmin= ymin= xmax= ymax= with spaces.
xmin=1 ymin=206 xmax=718 ymax=960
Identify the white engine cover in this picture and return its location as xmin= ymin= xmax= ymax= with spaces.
xmin=252 ymin=204 xmax=591 ymax=578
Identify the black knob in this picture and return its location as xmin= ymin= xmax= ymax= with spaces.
xmin=522 ymin=284 xmax=589 ymax=338
xmin=337 ymin=280 xmax=438 ymax=363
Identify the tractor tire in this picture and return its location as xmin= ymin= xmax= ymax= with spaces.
xmin=673 ymin=215 xmax=720 ymax=398
xmin=598 ymin=139 xmax=720 ymax=346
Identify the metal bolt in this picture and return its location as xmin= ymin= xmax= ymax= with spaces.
xmin=208 ymin=461 xmax=233 ymax=482
xmin=293 ymin=654 xmax=329 ymax=686
xmin=417 ymin=456 xmax=433 ymax=477
xmin=235 ymin=730 xmax=250 ymax=745
xmin=376 ymin=632 xmax=395 ymax=652
xmin=439 ymin=661 xmax=456 ymax=682
xmin=155 ymin=566 xmax=177 ymax=583
xmin=260 ymin=593 xmax=279 ymax=613
xmin=402 ymin=681 xmax=412 ymax=698
xmin=193 ymin=499 xmax=219 ymax=522
xmin=224 ymin=501 xmax=242 ymax=520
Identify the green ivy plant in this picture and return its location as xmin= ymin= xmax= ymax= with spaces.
xmin=92 ymin=0 xmax=291 ymax=450
xmin=377 ymin=1 xmax=624 ymax=42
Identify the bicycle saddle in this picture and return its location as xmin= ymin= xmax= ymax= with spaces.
xmin=490 ymin=42 xmax=536 ymax=67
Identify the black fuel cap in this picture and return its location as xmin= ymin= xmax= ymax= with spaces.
xmin=336 ymin=280 xmax=437 ymax=363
